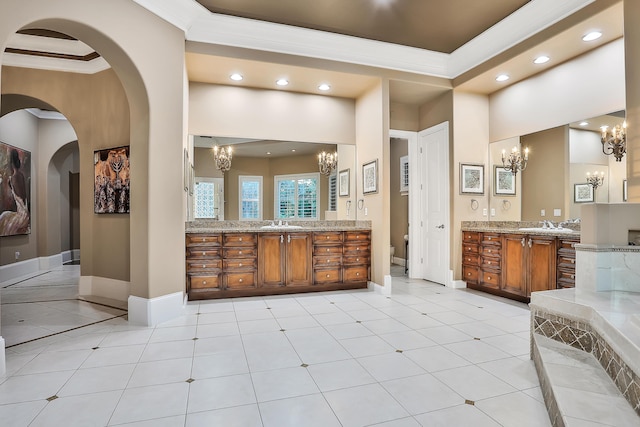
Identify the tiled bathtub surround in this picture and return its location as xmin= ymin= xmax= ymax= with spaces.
xmin=530 ymin=289 xmax=640 ymax=416
xmin=575 ymin=244 xmax=640 ymax=293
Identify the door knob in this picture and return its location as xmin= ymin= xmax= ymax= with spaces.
xmin=436 ymin=224 xmax=445 ymax=229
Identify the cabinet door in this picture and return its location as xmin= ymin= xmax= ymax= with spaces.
xmin=528 ymin=236 xmax=556 ymax=294
xmin=286 ymin=233 xmax=313 ymax=286
xmin=258 ymin=234 xmax=285 ymax=287
xmin=501 ymin=235 xmax=527 ymax=297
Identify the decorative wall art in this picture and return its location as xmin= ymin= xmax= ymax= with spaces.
xmin=460 ymin=163 xmax=484 ymax=194
xmin=494 ymin=166 xmax=516 ymax=195
xmin=362 ymin=159 xmax=378 ymax=195
xmin=339 ymin=169 xmax=350 ymax=197
xmin=574 ymin=183 xmax=594 ymax=203
xmin=94 ymin=145 xmax=130 ymax=214
xmin=0 ymin=142 xmax=31 ymax=236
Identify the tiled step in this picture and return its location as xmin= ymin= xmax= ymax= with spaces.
xmin=532 ymin=333 xmax=640 ymax=427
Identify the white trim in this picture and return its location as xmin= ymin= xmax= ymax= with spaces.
xmin=78 ymin=276 xmax=130 ymax=302
xmin=128 ymin=292 xmax=185 ymax=327
xmin=367 ymin=278 xmax=392 ymax=296
xmin=0 ymin=258 xmax=41 ymax=284
xmin=0 ymin=337 xmax=5 ymax=377
xmin=39 ymin=253 xmax=63 ymax=270
xmin=25 ymin=109 xmax=67 ymax=120
xmin=2 ymin=52 xmax=110 ymax=74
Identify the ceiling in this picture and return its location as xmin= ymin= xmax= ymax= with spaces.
xmin=195 ymin=0 xmax=531 ymax=54
xmin=194 ymin=136 xmax=336 ymax=157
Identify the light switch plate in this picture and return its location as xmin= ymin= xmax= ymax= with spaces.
xmin=540 ymin=209 xmax=546 ymax=217
xmin=483 ymin=208 xmax=487 ymax=216
xmin=491 ymin=208 xmax=496 ymax=217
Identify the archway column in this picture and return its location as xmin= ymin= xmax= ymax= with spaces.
xmin=625 ymin=0 xmax=640 ymax=201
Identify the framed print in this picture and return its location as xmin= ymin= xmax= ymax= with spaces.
xmin=94 ymin=145 xmax=130 ymax=214
xmin=184 ymin=148 xmax=189 ymax=192
xmin=339 ymin=169 xmax=350 ymax=197
xmin=623 ymin=179 xmax=628 ymax=202
xmin=574 ymin=183 xmax=594 ymax=203
xmin=400 ymin=155 xmax=409 ymax=193
xmin=362 ymin=159 xmax=378 ymax=195
xmin=494 ymin=166 xmax=516 ymax=195
xmin=459 ymin=163 xmax=484 ymax=195
xmin=0 ymin=142 xmax=31 ymax=236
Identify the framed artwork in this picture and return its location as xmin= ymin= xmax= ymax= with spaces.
xmin=400 ymin=155 xmax=409 ymax=193
xmin=574 ymin=183 xmax=594 ymax=203
xmin=460 ymin=163 xmax=484 ymax=194
xmin=338 ymin=169 xmax=350 ymax=197
xmin=94 ymin=145 xmax=130 ymax=214
xmin=0 ymin=142 xmax=31 ymax=236
xmin=184 ymin=148 xmax=189 ymax=192
xmin=362 ymin=159 xmax=378 ymax=195
xmin=494 ymin=166 xmax=516 ymax=195
xmin=623 ymin=179 xmax=628 ymax=202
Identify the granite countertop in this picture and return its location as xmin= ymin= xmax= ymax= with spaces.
xmin=186 ymin=220 xmax=372 ymax=233
xmin=461 ymin=221 xmax=581 ymax=238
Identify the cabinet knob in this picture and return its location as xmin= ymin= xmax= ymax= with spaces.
xmin=326 ymin=274 xmax=330 ymax=278
xmin=468 ymin=272 xmax=471 ymax=276
xmin=239 ymin=263 xmax=243 ymax=267
xmin=356 ymin=247 xmax=360 ymax=251
xmin=202 ymin=238 xmax=205 ymax=242
xmin=571 ymin=259 xmax=575 ymax=264
xmin=356 ymin=272 xmax=360 ymax=276
xmin=488 ymin=237 xmax=492 ymax=240
xmin=487 ymin=261 xmax=491 ymax=265
xmin=203 ymin=281 xmax=207 ymax=285
xmin=239 ymin=238 xmax=243 ymax=241
xmin=239 ymin=251 xmax=242 ymax=255
xmin=488 ymin=250 xmax=492 ymax=253
xmin=571 ymin=275 xmax=575 ymax=279
xmin=327 ymin=248 xmax=330 ymax=252
xmin=487 ymin=276 xmax=491 ymax=280
xmin=327 ymin=259 xmax=330 ymax=263
xmin=326 ymin=236 xmax=330 ymax=239
xmin=202 ymin=265 xmax=206 ymax=268
xmin=467 ymin=258 xmax=471 ymax=262
xmin=202 ymin=252 xmax=206 ymax=256
xmin=356 ymin=258 xmax=360 ymax=262
xmin=239 ymin=278 xmax=243 ymax=283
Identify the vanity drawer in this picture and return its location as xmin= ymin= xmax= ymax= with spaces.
xmin=187 ymin=259 xmax=222 ymax=272
xmin=462 ymin=253 xmax=480 ymax=266
xmin=463 ymin=243 xmax=479 ymax=254
xmin=343 ymin=244 xmax=370 ymax=256
xmin=557 ymin=255 xmax=576 ymax=270
xmin=343 ymin=266 xmax=368 ymax=283
xmin=344 ymin=231 xmax=371 ymax=242
xmin=224 ymin=272 xmax=257 ymax=290
xmin=314 ymin=245 xmax=343 ymax=256
xmin=313 ymin=232 xmax=343 ymax=244
xmin=343 ymin=255 xmax=369 ymax=266
xmin=223 ymin=233 xmax=257 ymax=247
xmin=223 ymin=258 xmax=256 ymax=271
xmin=557 ymin=268 xmax=576 ymax=288
xmin=186 ymin=234 xmax=222 ymax=246
xmin=314 ymin=268 xmax=341 ymax=284
xmin=481 ymin=271 xmax=500 ymax=288
xmin=463 ymin=232 xmax=480 ymax=243
xmin=558 ymin=238 xmax=579 ymax=252
xmin=481 ymin=246 xmax=501 ymax=257
xmin=313 ymin=255 xmax=342 ymax=267
xmin=462 ymin=265 xmax=479 ymax=283
xmin=186 ymin=248 xmax=221 ymax=259
xmin=189 ymin=274 xmax=222 ymax=290
xmin=482 ymin=233 xmax=501 ymax=245
xmin=223 ymin=247 xmax=257 ymax=259
xmin=481 ymin=256 xmax=500 ymax=270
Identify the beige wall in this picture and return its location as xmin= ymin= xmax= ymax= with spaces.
xmin=189 ymin=83 xmax=356 ymax=145
xmin=390 ymin=102 xmax=420 ymax=131
xmin=625 ymin=0 xmax=640 ymax=202
xmin=489 ymin=137 xmax=522 ymax=221
xmin=521 ymin=126 xmax=567 ymax=221
xmin=390 ymin=138 xmax=408 ymax=260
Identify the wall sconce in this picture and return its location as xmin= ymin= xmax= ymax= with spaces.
xmin=601 ymin=122 xmax=626 ymax=162
xmin=213 ymin=145 xmax=232 ymax=172
xmin=586 ymin=171 xmax=604 ymax=190
xmin=502 ymin=146 xmax=529 ymax=175
xmin=318 ymin=151 xmax=337 ymax=176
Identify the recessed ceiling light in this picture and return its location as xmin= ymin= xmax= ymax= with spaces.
xmin=291 ymin=149 xmax=296 ymax=152
xmin=318 ymin=83 xmax=331 ymax=91
xmin=579 ymin=121 xmax=589 ymax=126
xmin=266 ymin=152 xmax=271 ymax=155
xmin=582 ymin=31 xmax=602 ymax=42
xmin=534 ymin=56 xmax=550 ymax=64
xmin=495 ymin=74 xmax=510 ymax=82
xmin=230 ymin=73 xmax=243 ymax=81
xmin=276 ymin=79 xmax=289 ymax=86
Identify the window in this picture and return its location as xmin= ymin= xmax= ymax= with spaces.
xmin=400 ymin=155 xmax=409 ymax=194
xmin=328 ymin=172 xmax=337 ymax=211
xmin=274 ymin=173 xmax=320 ymax=220
xmin=194 ymin=177 xmax=224 ymax=220
xmin=239 ymin=176 xmax=263 ymax=220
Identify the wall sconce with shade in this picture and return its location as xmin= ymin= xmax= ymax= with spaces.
xmin=212 ymin=145 xmax=232 ymax=172
xmin=601 ymin=122 xmax=626 ymax=162
xmin=502 ymin=146 xmax=529 ymax=175
xmin=586 ymin=171 xmax=605 ymax=190
xmin=318 ymin=151 xmax=337 ymax=176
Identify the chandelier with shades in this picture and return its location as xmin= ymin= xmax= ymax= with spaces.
xmin=318 ymin=151 xmax=337 ymax=176
xmin=586 ymin=171 xmax=605 ymax=190
xmin=212 ymin=145 xmax=232 ymax=172
xmin=501 ymin=146 xmax=529 ymax=175
xmin=600 ymin=122 xmax=626 ymax=162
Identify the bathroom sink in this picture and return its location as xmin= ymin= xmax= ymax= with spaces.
xmin=260 ymin=224 xmax=303 ymax=229
xmin=518 ymin=227 xmax=574 ymax=233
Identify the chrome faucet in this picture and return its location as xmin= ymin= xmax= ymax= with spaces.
xmin=540 ymin=220 xmax=556 ymax=229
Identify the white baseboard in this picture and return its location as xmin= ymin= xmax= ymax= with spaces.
xmin=450 ymin=280 xmax=468 ymax=289
xmin=39 ymin=253 xmax=63 ymax=270
xmin=61 ymin=250 xmax=79 ymax=264
xmin=79 ymin=276 xmax=130 ymax=302
xmin=128 ymin=291 xmax=185 ymax=326
xmin=392 ymin=256 xmax=406 ymax=267
xmin=0 ymin=258 xmax=43 ymax=283
xmin=368 ymin=275 xmax=392 ymax=296
xmin=0 ymin=336 xmax=5 ymax=377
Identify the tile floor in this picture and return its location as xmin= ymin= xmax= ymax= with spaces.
xmin=0 ymin=265 xmax=553 ymax=426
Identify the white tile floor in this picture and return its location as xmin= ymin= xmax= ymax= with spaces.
xmin=0 ymin=265 xmax=553 ymax=426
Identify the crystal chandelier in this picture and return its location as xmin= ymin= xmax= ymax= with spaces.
xmin=318 ymin=151 xmax=337 ymax=176
xmin=501 ymin=146 xmax=529 ymax=175
xmin=213 ymin=145 xmax=232 ymax=172
xmin=586 ymin=171 xmax=604 ymax=190
xmin=601 ymin=122 xmax=626 ymax=162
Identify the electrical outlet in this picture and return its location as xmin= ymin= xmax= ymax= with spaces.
xmin=15 ymin=251 xmax=20 ymax=260
xmin=540 ymin=209 xmax=546 ymax=217
xmin=482 ymin=208 xmax=487 ymax=216
xmin=554 ymin=209 xmax=562 ymax=217
xmin=364 ymin=207 xmax=368 ymax=216
xmin=490 ymin=208 xmax=496 ymax=217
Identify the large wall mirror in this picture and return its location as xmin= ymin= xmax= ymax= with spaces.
xmin=488 ymin=110 xmax=627 ymax=222
xmin=189 ymin=136 xmax=357 ymax=221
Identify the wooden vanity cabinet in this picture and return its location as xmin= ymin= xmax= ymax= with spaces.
xmin=502 ymin=234 xmax=556 ymax=297
xmin=313 ymin=231 xmax=343 ymax=285
xmin=258 ymin=232 xmax=313 ymax=287
xmin=343 ymin=231 xmax=371 ymax=284
xmin=186 ymin=234 xmax=223 ymax=295
xmin=480 ymin=233 xmax=501 ymax=290
xmin=557 ymin=237 xmax=579 ymax=288
xmin=461 ymin=231 xmax=480 ymax=285
xmin=222 ymin=233 xmax=257 ymax=291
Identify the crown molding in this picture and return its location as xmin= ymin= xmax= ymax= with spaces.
xmin=26 ymin=108 xmax=67 ymax=120
xmin=2 ymin=52 xmax=110 ymax=74
xmin=7 ymin=33 xmax=95 ymax=57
